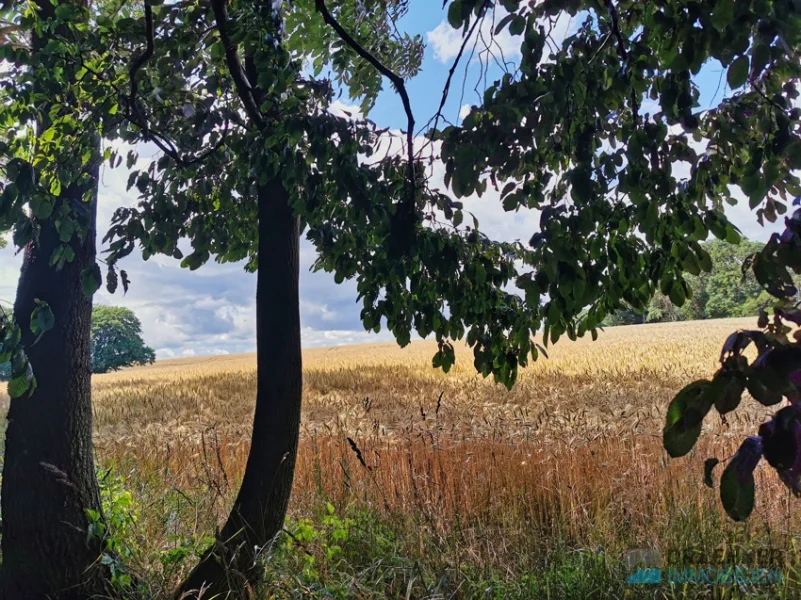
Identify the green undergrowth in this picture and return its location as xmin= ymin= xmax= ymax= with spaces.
xmin=93 ymin=467 xmax=801 ymax=600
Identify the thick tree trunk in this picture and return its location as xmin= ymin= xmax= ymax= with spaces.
xmin=1 ymin=165 xmax=105 ymax=599
xmin=176 ymin=179 xmax=303 ymax=599
xmin=1 ymin=4 xmax=105 ymax=596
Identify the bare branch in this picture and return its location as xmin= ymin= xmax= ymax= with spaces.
xmin=423 ymin=2 xmax=488 ymax=138
xmin=128 ymin=3 xmax=155 ymax=141
xmin=603 ymin=0 xmax=628 ymax=60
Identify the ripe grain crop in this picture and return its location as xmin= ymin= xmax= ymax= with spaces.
xmin=4 ymin=317 xmax=799 ymax=598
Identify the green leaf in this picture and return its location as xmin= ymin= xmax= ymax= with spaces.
xmin=81 ymin=263 xmax=102 ymax=297
xmin=180 ymin=251 xmax=209 ymax=271
xmin=509 ymin=14 xmax=526 ymax=36
xmin=708 ymin=371 xmax=746 ymax=415
xmin=697 ymin=247 xmax=713 ymax=272
xmin=8 ymin=372 xmax=31 ymax=398
xmin=751 ymin=44 xmax=770 ymax=79
xmin=710 ymin=0 xmax=734 ymax=30
xmin=727 ymin=56 xmax=749 ymax=89
xmin=58 ymin=218 xmax=76 ymax=243
xmin=30 ymin=196 xmax=53 ymax=220
xmin=30 ymin=301 xmax=55 ymax=340
xmin=724 ymin=224 xmax=741 ymax=244
xmin=720 ymin=438 xmax=761 ymax=522
xmin=663 ymin=380 xmax=714 ymax=458
xmin=447 ymin=0 xmax=464 ymax=28
xmin=55 ymin=4 xmax=77 ymax=20
xmin=494 ymin=13 xmax=514 ymax=35
xmin=668 ymin=280 xmax=686 ymax=306
xmin=37 ymin=304 xmax=55 ymax=334
xmin=682 ymin=251 xmax=701 ymax=276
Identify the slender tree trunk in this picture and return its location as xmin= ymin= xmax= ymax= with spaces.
xmin=1 ymin=165 xmax=105 ymax=599
xmin=176 ymin=178 xmax=303 ymax=599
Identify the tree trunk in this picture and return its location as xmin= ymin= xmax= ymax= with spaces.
xmin=1 ymin=4 xmax=105 ymax=596
xmin=1 ymin=165 xmax=105 ymax=599
xmin=176 ymin=179 xmax=303 ymax=599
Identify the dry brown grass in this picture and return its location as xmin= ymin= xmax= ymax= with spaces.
xmin=5 ymin=317 xmax=800 ymax=596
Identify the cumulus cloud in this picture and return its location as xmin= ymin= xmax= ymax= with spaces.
xmin=428 ymin=14 xmax=519 ymax=64
xmin=0 ymin=131 xmax=786 ymax=363
xmin=0 ymin=15 xmax=789 ymax=362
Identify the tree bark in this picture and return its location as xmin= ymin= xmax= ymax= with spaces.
xmin=1 ymin=3 xmax=105 ymax=597
xmin=1 ymin=166 xmax=105 ymax=599
xmin=176 ymin=178 xmax=303 ymax=599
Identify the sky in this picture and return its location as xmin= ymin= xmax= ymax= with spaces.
xmin=0 ymin=3 xmax=786 ymax=359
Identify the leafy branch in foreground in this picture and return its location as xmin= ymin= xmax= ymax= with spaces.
xmin=664 ymin=205 xmax=801 ymax=521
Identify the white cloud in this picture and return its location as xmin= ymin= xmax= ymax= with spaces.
xmin=0 ymin=141 xmax=388 ymax=360
xmin=0 ymin=130 xmax=787 ymax=363
xmin=459 ymin=104 xmax=472 ymax=120
xmin=427 ymin=14 xmax=521 ymax=64
xmin=0 ymin=13 xmax=790 ymax=364
xmin=328 ymin=100 xmax=363 ymax=120
xmin=427 ymin=7 xmax=578 ymax=65
xmin=301 ymin=326 xmax=393 ymax=347
xmin=427 ymin=20 xmax=473 ymax=64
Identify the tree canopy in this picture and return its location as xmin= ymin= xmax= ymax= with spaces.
xmin=90 ymin=305 xmax=155 ymax=374
xmin=0 ymin=305 xmax=154 ymax=379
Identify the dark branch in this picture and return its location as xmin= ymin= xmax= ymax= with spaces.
xmin=603 ymin=0 xmax=636 ymax=125
xmin=210 ymin=0 xmax=263 ymax=127
xmin=604 ymin=0 xmax=627 ymax=60
xmin=315 ymin=0 xmax=416 ymax=204
xmin=125 ymin=4 xmax=230 ymax=167
xmin=424 ymin=2 xmax=488 ymax=138
xmin=129 ymin=4 xmax=155 ymax=141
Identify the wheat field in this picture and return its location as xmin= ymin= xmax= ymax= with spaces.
xmin=5 ymin=317 xmax=801 ymax=598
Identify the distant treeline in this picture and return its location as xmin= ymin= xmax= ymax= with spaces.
xmin=0 ymin=305 xmax=154 ymax=380
xmin=604 ymin=239 xmax=798 ymax=326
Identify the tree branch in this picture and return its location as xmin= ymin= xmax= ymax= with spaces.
xmin=210 ymin=0 xmax=263 ymax=128
xmin=129 ymin=3 xmax=155 ymax=141
xmin=124 ymin=4 xmax=230 ymax=167
xmin=603 ymin=0 xmax=627 ymax=60
xmin=422 ymin=2 xmax=488 ymax=140
xmin=314 ymin=0 xmax=416 ymax=205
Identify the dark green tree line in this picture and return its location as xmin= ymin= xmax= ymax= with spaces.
xmin=604 ymin=238 xmax=795 ymax=325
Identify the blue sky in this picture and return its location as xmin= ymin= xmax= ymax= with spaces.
xmin=0 ymin=3 xmax=785 ymax=359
